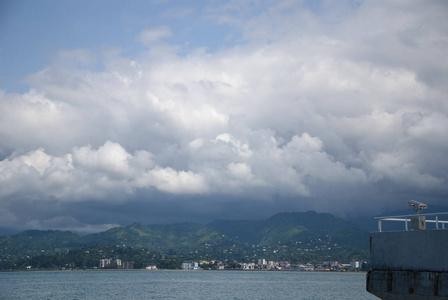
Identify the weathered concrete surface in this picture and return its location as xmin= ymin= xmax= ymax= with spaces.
xmin=367 ymin=270 xmax=448 ymax=299
xmin=368 ymin=230 xmax=448 ymax=299
xmin=370 ymin=230 xmax=448 ymax=272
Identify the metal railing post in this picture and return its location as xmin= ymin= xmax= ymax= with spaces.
xmin=374 ymin=212 xmax=448 ymax=232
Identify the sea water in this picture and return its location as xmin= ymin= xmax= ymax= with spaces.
xmin=0 ymin=270 xmax=377 ymax=299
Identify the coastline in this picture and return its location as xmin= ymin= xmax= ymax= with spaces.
xmin=1 ymin=268 xmax=367 ymax=274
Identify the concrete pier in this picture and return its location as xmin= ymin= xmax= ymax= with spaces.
xmin=367 ymin=230 xmax=448 ymax=299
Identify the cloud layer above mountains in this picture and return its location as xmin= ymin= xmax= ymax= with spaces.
xmin=1 ymin=0 xmax=448 ymax=232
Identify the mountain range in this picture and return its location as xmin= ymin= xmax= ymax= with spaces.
xmin=0 ymin=211 xmax=369 ymax=269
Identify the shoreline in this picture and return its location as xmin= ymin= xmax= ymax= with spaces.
xmin=1 ymin=268 xmax=367 ymax=274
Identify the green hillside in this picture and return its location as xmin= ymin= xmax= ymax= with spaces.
xmin=0 ymin=230 xmax=86 ymax=265
xmin=84 ymin=222 xmax=233 ymax=252
xmin=0 ymin=211 xmax=370 ymax=270
xmin=208 ymin=211 xmax=369 ymax=249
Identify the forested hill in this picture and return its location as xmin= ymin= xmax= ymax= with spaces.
xmin=0 ymin=211 xmax=369 ymax=269
xmin=208 ymin=211 xmax=368 ymax=250
xmin=0 ymin=223 xmax=233 ymax=265
xmin=83 ymin=222 xmax=232 ymax=252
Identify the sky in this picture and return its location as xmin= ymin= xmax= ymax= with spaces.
xmin=1 ymin=0 xmax=448 ymax=234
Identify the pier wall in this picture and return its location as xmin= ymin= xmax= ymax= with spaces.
xmin=367 ymin=230 xmax=448 ymax=299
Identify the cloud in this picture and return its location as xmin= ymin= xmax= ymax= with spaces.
xmin=73 ymin=141 xmax=134 ymax=177
xmin=138 ymin=167 xmax=207 ymax=194
xmin=1 ymin=0 xmax=448 ymax=232
xmin=137 ymin=26 xmax=173 ymax=45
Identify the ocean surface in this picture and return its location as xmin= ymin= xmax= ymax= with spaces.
xmin=0 ymin=270 xmax=377 ymax=299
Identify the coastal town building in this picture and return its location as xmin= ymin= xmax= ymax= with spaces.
xmin=323 ymin=261 xmax=339 ymax=268
xmin=297 ymin=263 xmax=314 ymax=271
xmin=96 ymin=256 xmax=363 ymax=272
xmin=99 ymin=259 xmax=133 ymax=269
xmin=181 ymin=262 xmax=200 ymax=270
xmin=350 ymin=260 xmax=362 ymax=269
xmin=146 ymin=265 xmax=157 ymax=270
xmin=99 ymin=259 xmax=111 ymax=268
xmin=240 ymin=263 xmax=255 ymax=270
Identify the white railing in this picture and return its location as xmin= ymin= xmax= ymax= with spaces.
xmin=374 ymin=212 xmax=448 ymax=232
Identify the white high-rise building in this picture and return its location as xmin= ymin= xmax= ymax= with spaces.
xmin=181 ymin=262 xmax=200 ymax=270
xmin=350 ymin=261 xmax=362 ymax=269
